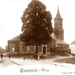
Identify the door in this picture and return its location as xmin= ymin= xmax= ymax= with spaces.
xmin=43 ymin=47 xmax=46 ymax=54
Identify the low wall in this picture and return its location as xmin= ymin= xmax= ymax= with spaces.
xmin=50 ymin=47 xmax=71 ymax=55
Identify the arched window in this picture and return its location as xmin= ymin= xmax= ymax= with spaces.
xmin=27 ymin=46 xmax=30 ymax=51
xmin=10 ymin=44 xmax=15 ymax=52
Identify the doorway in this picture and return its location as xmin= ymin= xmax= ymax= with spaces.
xmin=43 ymin=46 xmax=46 ymax=54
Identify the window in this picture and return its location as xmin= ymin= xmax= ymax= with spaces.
xmin=12 ymin=47 xmax=15 ymax=52
xmin=10 ymin=44 xmax=15 ymax=52
xmin=27 ymin=46 xmax=30 ymax=51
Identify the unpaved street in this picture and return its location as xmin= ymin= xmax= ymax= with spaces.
xmin=0 ymin=56 xmax=75 ymax=75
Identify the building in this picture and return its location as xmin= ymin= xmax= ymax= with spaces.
xmin=50 ymin=7 xmax=70 ymax=55
xmin=7 ymin=7 xmax=70 ymax=55
xmin=70 ymin=41 xmax=75 ymax=54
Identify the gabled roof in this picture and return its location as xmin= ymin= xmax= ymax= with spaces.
xmin=10 ymin=35 xmax=20 ymax=41
xmin=57 ymin=40 xmax=67 ymax=44
xmin=51 ymin=33 xmax=67 ymax=44
xmin=71 ymin=41 xmax=75 ymax=44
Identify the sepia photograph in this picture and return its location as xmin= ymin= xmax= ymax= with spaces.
xmin=0 ymin=0 xmax=75 ymax=75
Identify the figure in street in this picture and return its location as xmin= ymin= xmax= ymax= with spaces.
xmin=9 ymin=54 xmax=11 ymax=59
xmin=1 ymin=53 xmax=3 ymax=59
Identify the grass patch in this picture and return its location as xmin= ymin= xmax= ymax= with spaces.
xmin=55 ymin=57 xmax=75 ymax=64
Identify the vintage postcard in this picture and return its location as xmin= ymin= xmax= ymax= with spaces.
xmin=0 ymin=0 xmax=75 ymax=75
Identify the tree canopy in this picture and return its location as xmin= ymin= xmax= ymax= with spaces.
xmin=20 ymin=0 xmax=53 ymax=46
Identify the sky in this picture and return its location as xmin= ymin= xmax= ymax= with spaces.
xmin=0 ymin=0 xmax=75 ymax=49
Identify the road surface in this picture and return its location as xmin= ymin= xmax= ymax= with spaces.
xmin=0 ymin=56 xmax=75 ymax=75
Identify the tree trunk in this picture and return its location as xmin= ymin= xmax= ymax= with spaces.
xmin=36 ymin=42 xmax=38 ymax=54
xmin=35 ymin=42 xmax=38 ymax=59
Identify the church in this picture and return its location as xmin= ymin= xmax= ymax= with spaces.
xmin=7 ymin=8 xmax=71 ymax=55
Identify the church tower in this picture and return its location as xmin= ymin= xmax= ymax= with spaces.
xmin=54 ymin=7 xmax=64 ymax=41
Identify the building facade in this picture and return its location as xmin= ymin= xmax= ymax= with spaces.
xmin=7 ymin=8 xmax=70 ymax=55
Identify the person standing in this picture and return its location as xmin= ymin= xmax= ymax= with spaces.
xmin=1 ymin=53 xmax=3 ymax=59
xmin=9 ymin=54 xmax=11 ymax=59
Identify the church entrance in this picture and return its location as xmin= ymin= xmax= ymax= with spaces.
xmin=43 ymin=47 xmax=46 ymax=54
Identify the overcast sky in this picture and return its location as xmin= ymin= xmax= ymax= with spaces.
xmin=0 ymin=0 xmax=75 ymax=48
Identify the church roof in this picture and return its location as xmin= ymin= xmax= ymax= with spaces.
xmin=55 ymin=7 xmax=62 ymax=18
xmin=57 ymin=40 xmax=67 ymax=44
xmin=51 ymin=33 xmax=67 ymax=44
xmin=51 ymin=33 xmax=56 ymax=39
xmin=10 ymin=35 xmax=20 ymax=41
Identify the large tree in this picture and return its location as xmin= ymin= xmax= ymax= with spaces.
xmin=20 ymin=0 xmax=53 ymax=54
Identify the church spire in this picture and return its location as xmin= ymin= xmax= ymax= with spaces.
xmin=55 ymin=6 xmax=61 ymax=18
xmin=54 ymin=6 xmax=64 ymax=41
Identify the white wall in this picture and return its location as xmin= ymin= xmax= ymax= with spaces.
xmin=70 ymin=44 xmax=75 ymax=54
